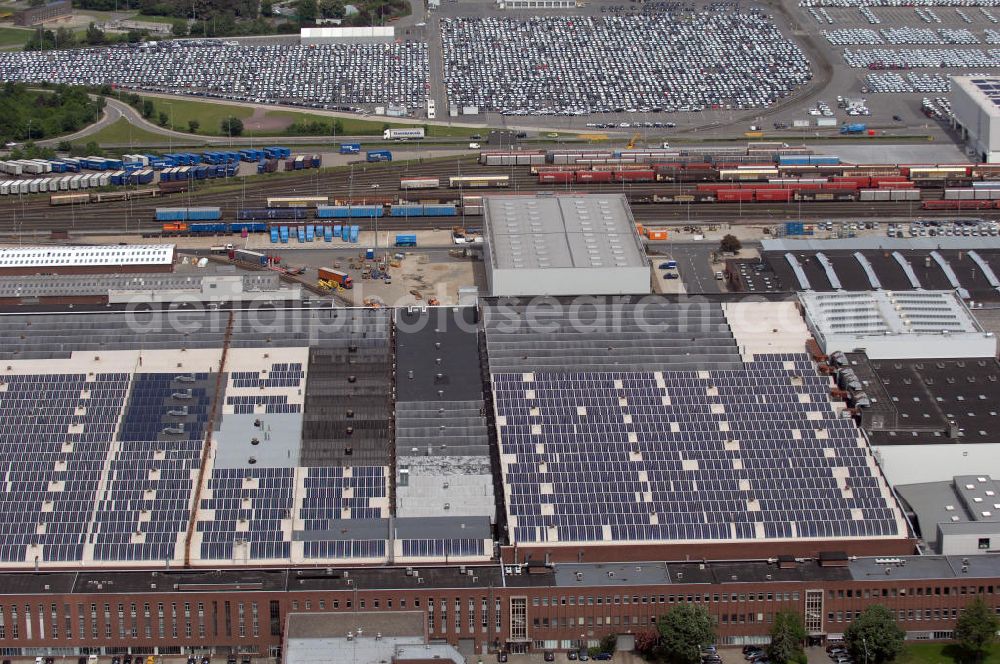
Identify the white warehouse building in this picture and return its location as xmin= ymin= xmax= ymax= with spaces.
xmin=482 ymin=194 xmax=650 ymax=297
xmin=299 ymin=26 xmax=394 ymax=44
xmin=951 ymin=76 xmax=1000 ymax=163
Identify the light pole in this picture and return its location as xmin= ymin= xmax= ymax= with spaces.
xmin=164 ymin=102 xmax=173 ymax=152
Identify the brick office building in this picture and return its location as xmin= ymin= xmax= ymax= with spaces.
xmin=0 ymin=556 xmax=997 ymax=660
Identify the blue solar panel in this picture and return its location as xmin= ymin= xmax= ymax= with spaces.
xmin=492 ymin=356 xmax=903 ymax=545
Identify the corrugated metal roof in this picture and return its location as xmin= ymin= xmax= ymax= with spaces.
xmin=485 ymin=194 xmax=646 ymax=271
xmin=0 ymin=244 xmax=174 ymax=268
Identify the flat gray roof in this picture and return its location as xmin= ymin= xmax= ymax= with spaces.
xmin=553 ymin=562 xmax=671 ymax=587
xmin=485 ymin=194 xmax=646 ymax=271
xmin=394 ymin=516 xmax=492 ymax=540
xmin=214 ymin=412 xmax=303 ymax=469
xmin=848 ymin=554 xmax=1000 ymax=581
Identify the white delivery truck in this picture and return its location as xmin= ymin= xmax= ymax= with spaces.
xmin=383 ymin=127 xmax=426 ymax=141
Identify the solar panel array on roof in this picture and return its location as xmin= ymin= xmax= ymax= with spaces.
xmin=92 ymin=373 xmax=213 ymax=562
xmin=492 ymin=353 xmax=906 ymax=546
xmin=0 ymin=372 xmax=128 ymax=563
xmin=972 ymin=78 xmax=1000 ymax=107
xmin=482 ymin=299 xmax=742 ymax=373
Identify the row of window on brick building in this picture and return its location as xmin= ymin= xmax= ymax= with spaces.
xmin=0 ymin=602 xmax=260 ymax=641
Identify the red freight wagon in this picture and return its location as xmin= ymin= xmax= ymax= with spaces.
xmin=717 ymin=189 xmax=754 ymax=202
xmin=575 ymin=171 xmax=613 ymax=183
xmin=822 ymin=181 xmax=860 ymax=190
xmin=613 ymin=170 xmax=655 ymax=182
xmin=538 ymin=172 xmax=574 ymax=184
xmin=832 ymin=176 xmax=872 ymax=187
xmin=754 ymin=189 xmax=793 ymax=202
xmin=921 ymin=200 xmax=993 ymax=210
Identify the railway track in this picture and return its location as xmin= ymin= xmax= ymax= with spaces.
xmin=0 ymin=159 xmax=995 ymax=236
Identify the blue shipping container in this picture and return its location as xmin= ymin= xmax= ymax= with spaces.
xmin=350 ymin=226 xmax=360 ymax=243
xmin=324 ymin=226 xmax=333 ymax=242
xmin=391 ymin=205 xmax=423 ymax=217
xmin=341 ymin=225 xmax=350 ymax=241
xmin=424 ymin=205 xmax=458 ymax=217
xmin=270 ymin=228 xmax=280 ymax=243
xmin=395 ymin=234 xmax=417 ymax=247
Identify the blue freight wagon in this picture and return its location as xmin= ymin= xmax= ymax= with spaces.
xmin=778 ymin=156 xmax=811 ymax=166
xmin=349 ymin=205 xmax=384 ymax=218
xmin=231 ymin=222 xmax=267 ymax=234
xmin=187 ymin=207 xmax=222 ymax=221
xmin=366 ymin=150 xmax=392 ymax=163
xmin=391 ymin=205 xmax=423 ymax=217
xmin=155 ymin=208 xmax=187 ymax=222
xmin=339 ymin=143 xmax=361 ymax=154
xmin=423 ymin=204 xmax=458 ymax=217
xmin=189 ymin=222 xmax=228 ymax=233
xmin=808 ymin=156 xmax=840 ymax=165
xmin=395 ymin=234 xmax=417 ymax=247
xmin=239 ymin=208 xmax=307 ymax=220
xmin=316 ymin=206 xmax=351 ymax=219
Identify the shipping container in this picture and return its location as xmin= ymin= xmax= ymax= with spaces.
xmin=234 ymin=249 xmax=268 ymax=266
xmin=318 ymin=267 xmax=353 ymax=288
xmin=576 ymin=170 xmax=613 ymax=184
xmin=717 ymin=189 xmax=754 ymax=202
xmin=754 ymin=189 xmax=793 ymax=202
xmin=395 ymin=234 xmax=417 ymax=247
xmin=366 ymin=150 xmax=393 ymax=163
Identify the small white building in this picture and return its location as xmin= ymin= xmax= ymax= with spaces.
xmin=951 ymin=76 xmax=1000 ymax=163
xmin=300 ymin=26 xmax=394 ymax=44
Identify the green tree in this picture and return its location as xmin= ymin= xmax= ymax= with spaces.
xmin=157 ymin=111 xmax=169 ymax=127
xmin=319 ymin=0 xmax=345 ymax=18
xmin=171 ymin=20 xmax=188 ymax=36
xmin=84 ymin=22 xmax=106 ymax=45
xmin=955 ymin=598 xmax=1000 ymax=663
xmin=187 ymin=119 xmax=200 ymax=133
xmin=767 ymin=611 xmax=807 ymax=664
xmin=28 ymin=0 xmax=46 ymax=6
xmin=141 ymin=99 xmax=155 ymax=119
xmin=599 ymin=634 xmax=616 ymax=655
xmin=260 ymin=0 xmax=273 ymax=15
xmin=296 ymin=0 xmax=317 ymax=22
xmin=655 ymin=604 xmax=716 ymax=664
xmin=221 ymin=115 xmax=244 ymax=136
xmin=719 ymin=234 xmax=741 ymax=253
xmin=843 ymin=605 xmax=904 ymax=664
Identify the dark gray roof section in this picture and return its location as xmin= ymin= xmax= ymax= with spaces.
xmin=852 ymin=355 xmax=1000 ymax=445
xmin=482 ymin=296 xmax=742 ymax=373
xmin=293 ymin=519 xmax=390 ymax=542
xmin=396 ymin=401 xmax=490 ymax=457
xmin=395 ymin=307 xmax=483 ymax=403
xmin=394 ymin=516 xmax=492 ymax=540
xmin=0 ymin=306 xmax=391 ymax=359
